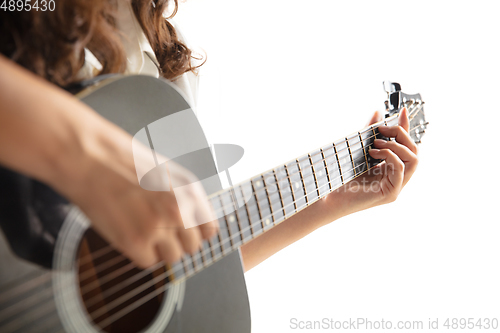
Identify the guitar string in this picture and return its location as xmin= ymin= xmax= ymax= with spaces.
xmin=81 ymin=110 xmax=405 ymax=261
xmin=0 ymin=110 xmax=423 ymax=312
xmin=65 ymin=150 xmax=381 ymax=316
xmin=80 ymin=147 xmax=373 ymax=308
xmin=0 ymin=224 xmax=120 ymax=305
xmin=86 ymin=114 xmax=427 ymax=327
xmin=5 ymin=116 xmax=422 ymax=330
xmin=0 ymin=126 xmax=378 ymax=309
xmin=0 ymin=296 xmax=57 ymax=333
xmin=0 ymin=110 xmax=421 ymax=316
xmin=77 ymin=115 xmax=404 ymax=288
xmin=0 ymin=152 xmax=380 ymax=333
xmin=2 ymin=120 xmax=425 ymax=333
xmin=0 ymin=105 xmax=426 ymax=322
xmin=153 ymin=105 xmax=421 ymax=222
xmin=89 ymin=155 xmax=384 ymax=326
xmin=0 ymin=108 xmax=426 ymax=330
xmin=90 ymin=145 xmax=418 ymax=329
xmin=0 ymin=140 xmax=388 ymax=331
xmin=76 ymin=121 xmax=390 ymax=292
xmin=85 ymin=148 xmax=382 ymax=305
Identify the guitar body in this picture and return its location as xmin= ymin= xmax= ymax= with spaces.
xmin=0 ymin=76 xmax=251 ymax=333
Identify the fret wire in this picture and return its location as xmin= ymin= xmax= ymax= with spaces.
xmin=239 ymin=156 xmax=373 ymax=243
xmin=333 ymin=142 xmax=344 ymax=185
xmin=284 ymin=163 xmax=297 ymax=211
xmin=262 ymin=174 xmax=275 ymax=226
xmin=276 ymin=166 xmax=296 ymax=218
xmin=218 ymin=158 xmax=374 ymax=257
xmin=218 ymin=118 xmax=404 ymax=212
xmin=336 ymin=139 xmax=353 ymax=182
xmin=239 ymin=183 xmax=255 ymax=238
xmin=358 ymin=131 xmax=369 ymax=172
xmin=181 ymin=256 xmax=193 ymax=276
xmin=187 ymin=253 xmax=196 ymax=273
xmin=320 ymin=147 xmax=332 ymax=191
xmin=296 ymin=159 xmax=309 ymax=206
xmin=200 ymin=240 xmax=211 ymax=266
xmin=208 ymin=114 xmax=417 ymax=225
xmin=191 ymin=249 xmax=205 ymax=270
xmin=210 ymin=121 xmax=404 ymax=222
xmin=212 ymin=195 xmax=229 ymax=254
xmin=180 ymin=258 xmax=188 ymax=276
xmin=267 ymin=173 xmax=285 ymax=224
xmin=209 ymin=234 xmax=221 ymax=261
xmin=186 ymin=249 xmax=198 ymax=273
xmin=269 ymin=172 xmax=308 ymax=210
xmin=84 ymin=157 xmax=382 ymax=330
xmin=190 ymin=118 xmax=423 ymax=269
xmin=213 ymin=207 xmax=225 ymax=257
xmin=197 ymin=250 xmax=205 ymax=271
xmin=221 ymin=191 xmax=243 ymax=246
xmin=250 ymin=179 xmax=265 ymax=230
xmin=370 ymin=124 xmax=383 ymax=166
xmin=238 ymin=150 xmax=369 ymax=227
xmin=299 ymin=156 xmax=315 ymax=203
xmin=273 ymin=168 xmax=286 ymax=219
xmin=345 ymin=137 xmax=357 ymax=177
xmin=218 ymin=193 xmax=235 ymax=250
xmin=308 ymin=153 xmax=321 ymax=199
xmin=12 ymin=116 xmax=423 ymax=326
xmin=187 ymin=255 xmax=196 ymax=274
xmin=199 ymin=242 xmax=206 ymax=266
xmin=90 ymin=147 xmax=402 ymax=328
xmin=255 ymin=192 xmax=276 ymax=228
xmin=165 ymin=136 xmax=416 ymax=280
xmin=230 ymin=186 xmax=247 ymax=243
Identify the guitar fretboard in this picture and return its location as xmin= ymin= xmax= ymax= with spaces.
xmin=171 ymin=115 xmax=400 ymax=280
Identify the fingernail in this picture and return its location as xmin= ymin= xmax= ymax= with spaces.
xmin=374 ymin=139 xmax=386 ymax=146
xmin=370 ymin=149 xmax=380 ymax=154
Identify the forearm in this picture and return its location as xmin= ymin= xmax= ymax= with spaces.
xmin=240 ymin=116 xmax=417 ymax=272
xmin=240 ymin=190 xmax=351 ymax=271
xmin=0 ymin=55 xmax=134 ymax=197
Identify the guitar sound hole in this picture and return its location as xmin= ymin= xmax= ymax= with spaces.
xmin=77 ymin=229 xmax=172 ymax=333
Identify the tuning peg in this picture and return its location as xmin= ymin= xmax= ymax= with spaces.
xmin=383 ymin=81 xmax=402 ymax=116
xmin=383 ymin=81 xmax=401 ymax=94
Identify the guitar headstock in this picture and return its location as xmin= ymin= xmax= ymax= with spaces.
xmin=383 ymin=81 xmax=428 ymax=144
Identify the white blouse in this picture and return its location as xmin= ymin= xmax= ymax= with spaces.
xmin=77 ymin=0 xmax=199 ymax=113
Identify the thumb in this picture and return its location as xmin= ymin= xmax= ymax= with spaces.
xmin=398 ymin=107 xmax=410 ymax=132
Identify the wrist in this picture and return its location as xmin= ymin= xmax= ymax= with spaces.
xmin=46 ymin=109 xmax=136 ymax=204
xmin=316 ymin=187 xmax=370 ymax=226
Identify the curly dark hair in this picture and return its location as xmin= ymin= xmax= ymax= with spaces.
xmin=0 ymin=0 xmax=200 ymax=86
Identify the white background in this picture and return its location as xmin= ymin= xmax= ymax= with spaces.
xmin=176 ymin=1 xmax=500 ymax=332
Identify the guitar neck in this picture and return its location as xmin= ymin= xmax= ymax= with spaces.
xmin=171 ymin=114 xmax=401 ymax=279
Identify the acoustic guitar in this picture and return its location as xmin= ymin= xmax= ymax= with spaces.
xmin=0 ymin=76 xmax=427 ymax=333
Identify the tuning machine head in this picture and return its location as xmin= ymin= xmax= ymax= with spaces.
xmin=383 ymin=81 xmax=402 ymax=116
xmin=382 ymin=81 xmax=428 ymax=144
